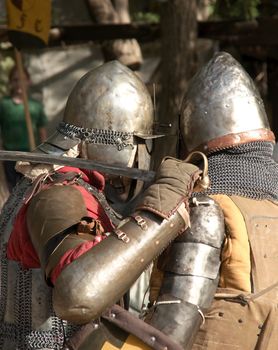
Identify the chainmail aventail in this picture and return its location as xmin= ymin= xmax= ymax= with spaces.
xmin=202 ymin=141 xmax=278 ymax=201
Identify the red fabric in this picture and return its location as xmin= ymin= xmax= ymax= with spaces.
xmin=50 ymin=238 xmax=106 ymax=284
xmin=7 ymin=167 xmax=114 ymax=283
xmin=7 ymin=203 xmax=41 ymax=268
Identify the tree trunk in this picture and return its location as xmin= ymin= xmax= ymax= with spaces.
xmin=87 ymin=0 xmax=117 ymax=23
xmin=86 ymin=0 xmax=143 ymax=69
xmin=114 ymin=0 xmax=130 ymax=23
xmin=153 ymin=0 xmax=198 ymax=168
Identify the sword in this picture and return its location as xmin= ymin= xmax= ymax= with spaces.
xmin=0 ymin=150 xmax=156 ymax=182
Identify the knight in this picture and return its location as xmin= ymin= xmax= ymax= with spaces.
xmin=0 ymin=61 xmax=201 ymax=349
xmin=147 ymin=51 xmax=278 ymax=350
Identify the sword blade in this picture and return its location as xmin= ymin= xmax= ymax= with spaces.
xmin=0 ymin=150 xmax=156 ymax=182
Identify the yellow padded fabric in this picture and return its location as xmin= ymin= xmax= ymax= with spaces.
xmin=102 ymin=335 xmax=152 ymax=350
xmin=149 ymin=259 xmax=164 ymax=304
xmin=210 ymin=194 xmax=251 ymax=292
xmin=102 ymin=342 xmax=119 ymax=350
xmin=121 ymin=335 xmax=152 ymax=350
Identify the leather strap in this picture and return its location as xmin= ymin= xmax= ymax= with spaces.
xmin=196 ymin=129 xmax=275 ymax=154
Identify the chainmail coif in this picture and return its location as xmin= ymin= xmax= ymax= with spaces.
xmin=203 ymin=141 xmax=278 ymax=201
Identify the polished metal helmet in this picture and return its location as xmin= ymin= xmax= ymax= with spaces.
xmin=180 ymin=51 xmax=275 ymax=154
xmin=38 ymin=60 xmax=158 ymax=169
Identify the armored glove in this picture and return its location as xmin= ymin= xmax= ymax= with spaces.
xmin=136 ymin=157 xmax=201 ymax=219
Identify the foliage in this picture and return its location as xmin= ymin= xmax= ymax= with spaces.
xmin=212 ymin=0 xmax=261 ymax=20
xmin=132 ymin=11 xmax=160 ymax=23
xmin=0 ymin=48 xmax=14 ymax=98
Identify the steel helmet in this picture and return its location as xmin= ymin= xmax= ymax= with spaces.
xmin=180 ymin=51 xmax=275 ymax=154
xmin=38 ymin=60 xmax=159 ymax=169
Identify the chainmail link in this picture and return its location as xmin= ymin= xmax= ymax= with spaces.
xmin=58 ymin=121 xmax=134 ymax=151
xmin=0 ymin=179 xmax=80 ymax=349
xmin=203 ymin=141 xmax=278 ymax=201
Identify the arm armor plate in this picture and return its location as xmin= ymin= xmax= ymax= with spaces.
xmin=53 ymin=202 xmax=189 ymax=324
xmin=147 ymin=194 xmax=225 ymax=349
xmin=26 ymin=158 xmax=199 ymax=325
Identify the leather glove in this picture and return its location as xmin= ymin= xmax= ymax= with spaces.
xmin=136 ymin=157 xmax=202 ymax=219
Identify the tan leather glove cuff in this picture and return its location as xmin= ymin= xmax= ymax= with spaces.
xmin=136 ymin=158 xmax=201 ymax=219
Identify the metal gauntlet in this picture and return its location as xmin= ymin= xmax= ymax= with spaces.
xmin=53 ymin=159 xmax=201 ymax=323
xmin=147 ymin=194 xmax=225 ymax=349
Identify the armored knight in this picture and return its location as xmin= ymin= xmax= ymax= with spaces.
xmin=146 ymin=51 xmax=278 ymax=349
xmin=0 ymin=61 xmax=202 ymax=349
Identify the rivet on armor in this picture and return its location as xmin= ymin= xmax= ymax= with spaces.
xmin=150 ymin=336 xmax=156 ymax=342
xmin=155 ymin=240 xmax=159 ymax=245
xmin=111 ymin=313 xmax=116 ymax=318
xmin=191 ymin=197 xmax=212 ymax=207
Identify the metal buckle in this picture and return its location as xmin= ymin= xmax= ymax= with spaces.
xmin=114 ymin=229 xmax=130 ymax=243
xmin=133 ymin=215 xmax=148 ymax=230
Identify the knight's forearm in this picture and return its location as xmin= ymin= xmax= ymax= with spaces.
xmin=26 ymin=157 xmax=201 ymax=324
xmin=53 ymin=204 xmax=188 ymax=324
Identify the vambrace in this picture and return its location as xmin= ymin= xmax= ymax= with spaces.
xmin=26 ymin=157 xmax=201 ymax=325
xmin=147 ymin=194 xmax=225 ymax=349
xmin=53 ymin=203 xmax=189 ymax=324
xmin=52 ymin=158 xmax=201 ymax=324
